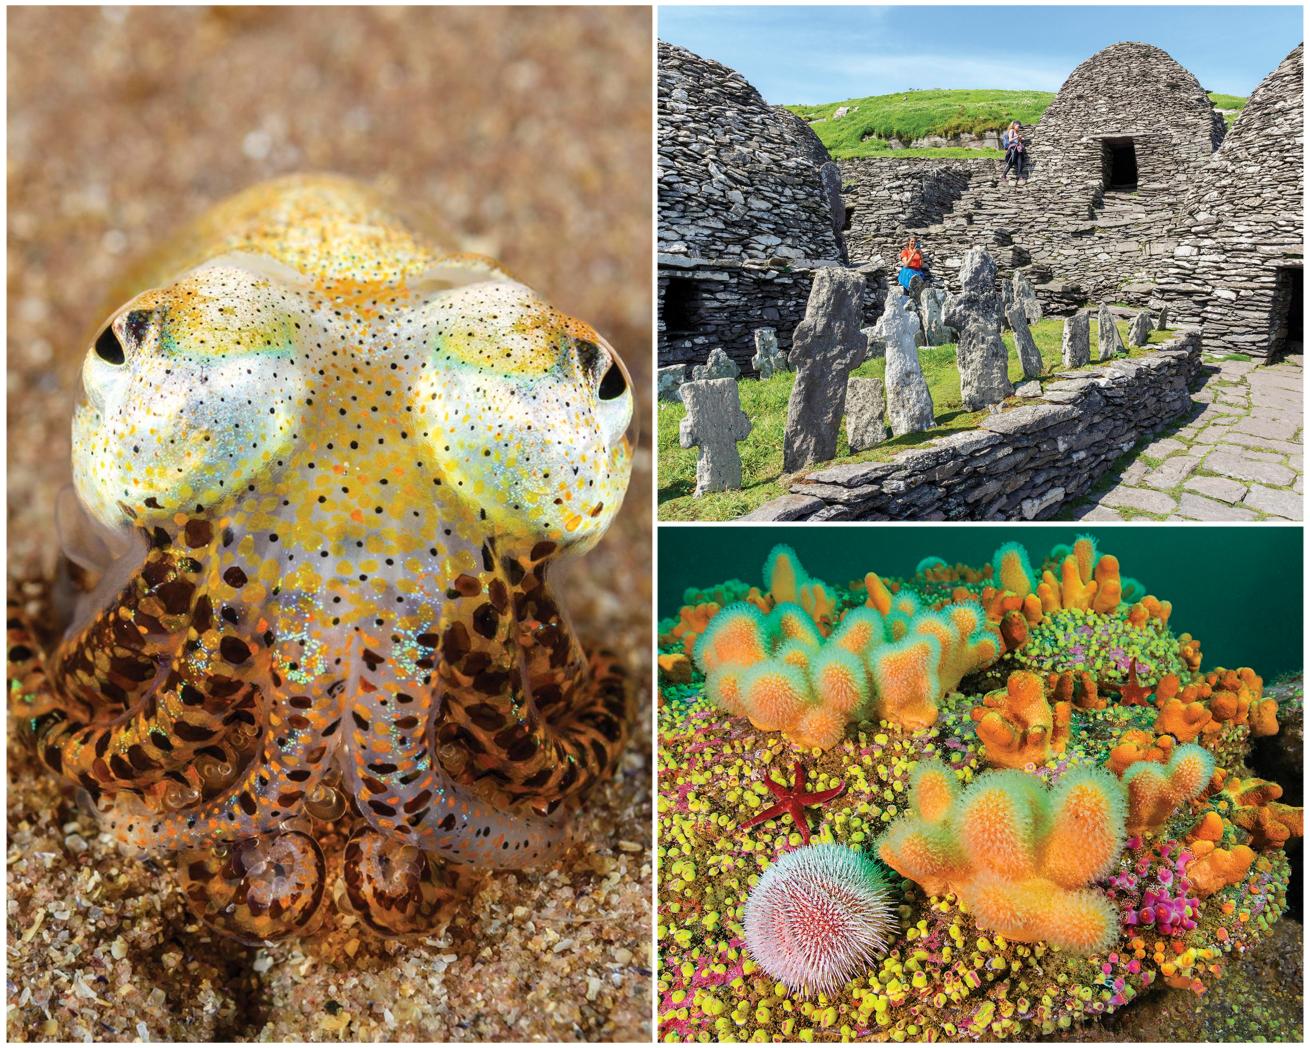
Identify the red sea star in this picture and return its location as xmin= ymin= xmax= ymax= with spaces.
xmin=1111 ymin=657 xmax=1153 ymax=706
xmin=738 ymin=761 xmax=846 ymax=844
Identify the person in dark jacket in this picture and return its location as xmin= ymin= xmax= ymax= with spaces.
xmin=1001 ymin=121 xmax=1028 ymax=185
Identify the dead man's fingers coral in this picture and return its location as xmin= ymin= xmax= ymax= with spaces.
xmin=1121 ymin=742 xmax=1214 ymax=835
xmin=693 ymin=602 xmax=770 ymax=673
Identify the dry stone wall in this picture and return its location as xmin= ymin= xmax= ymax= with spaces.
xmin=1154 ymin=44 xmax=1303 ymax=361
xmin=742 ymin=331 xmax=1203 ymax=521
xmin=658 ymin=259 xmax=885 ymax=372
xmin=837 ymin=43 xmax=1228 ymax=314
xmin=658 ymin=41 xmax=859 ymax=370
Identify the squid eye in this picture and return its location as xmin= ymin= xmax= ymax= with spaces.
xmin=94 ymin=325 xmax=125 ymax=365
xmin=598 ymin=360 xmax=627 ymax=401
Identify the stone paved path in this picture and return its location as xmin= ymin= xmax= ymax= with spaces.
xmin=1065 ymin=354 xmax=1302 ymax=521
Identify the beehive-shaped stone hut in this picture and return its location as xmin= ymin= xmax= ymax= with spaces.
xmin=1031 ymin=42 xmax=1225 ymax=212
xmin=834 ymin=42 xmax=1228 ymax=311
xmin=1155 ymin=44 xmax=1303 ymax=361
xmin=658 ymin=42 xmax=864 ymax=372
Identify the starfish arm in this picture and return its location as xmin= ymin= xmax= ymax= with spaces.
xmin=783 ymin=801 xmax=812 ymax=844
xmin=739 ymin=802 xmax=788 ymax=831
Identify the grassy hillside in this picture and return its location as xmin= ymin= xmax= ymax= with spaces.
xmin=786 ymin=89 xmax=1053 ymax=159
xmin=786 ymin=88 xmax=1247 ymax=159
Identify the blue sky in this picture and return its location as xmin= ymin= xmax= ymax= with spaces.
xmin=658 ymin=5 xmax=1305 ymax=103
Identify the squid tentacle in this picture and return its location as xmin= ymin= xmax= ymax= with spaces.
xmin=436 ymin=551 xmax=632 ymax=808
xmin=343 ymin=635 xmax=566 ymax=869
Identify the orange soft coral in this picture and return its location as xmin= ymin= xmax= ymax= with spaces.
xmin=1048 ymin=669 xmax=1105 ymax=711
xmin=1220 ymin=774 xmax=1304 ymax=850
xmin=870 ymin=604 xmax=1000 ymax=731
xmin=1120 ymin=744 xmax=1214 ymax=835
xmin=1187 ymin=841 xmax=1255 ymax=897
xmin=1176 ymin=633 xmax=1202 ymax=671
xmin=1106 ymin=729 xmax=1175 ymax=775
xmin=1126 ymin=595 xmax=1173 ymax=628
xmin=1252 ymin=698 xmax=1280 ymax=737
xmin=880 ymin=762 xmax=1125 ymax=954
xmin=972 ymin=671 xmax=1071 ymax=769
xmin=863 ymin=571 xmax=893 ymax=615
xmin=666 ymin=601 xmax=721 ymax=657
xmin=1155 ymin=697 xmax=1213 ymax=743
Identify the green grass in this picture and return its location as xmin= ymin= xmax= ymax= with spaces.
xmin=785 ymin=89 xmax=1054 ymax=159
xmin=848 ymin=146 xmax=1006 ymax=159
xmin=784 ymin=88 xmax=1247 ymax=158
xmin=1207 ymin=92 xmax=1247 ymax=112
xmin=658 ymin=317 xmax=1172 ymax=521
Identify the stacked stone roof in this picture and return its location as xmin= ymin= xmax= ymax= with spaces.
xmin=1031 ymin=42 xmax=1225 ymax=210
xmin=1155 ymin=44 xmax=1303 ymax=359
xmin=658 ymin=41 xmax=845 ymax=263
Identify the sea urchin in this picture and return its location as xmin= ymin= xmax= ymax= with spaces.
xmin=743 ymin=843 xmax=897 ymax=995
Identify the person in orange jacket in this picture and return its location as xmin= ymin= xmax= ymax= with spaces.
xmin=897 ymin=235 xmax=926 ymax=299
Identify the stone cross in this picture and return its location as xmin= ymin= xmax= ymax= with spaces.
xmin=1096 ymin=303 xmax=1126 ymax=361
xmin=692 ymin=347 xmax=740 ymax=381
xmin=844 ymin=376 xmax=887 ymax=452
xmin=1006 ymin=306 xmax=1044 ymax=379
xmin=879 ymin=287 xmax=936 ymax=436
xmin=946 ymin=247 xmax=1013 ymax=410
xmin=678 ymin=378 xmax=751 ymax=496
xmin=782 ymin=267 xmax=868 ymax=472
xmin=1128 ymin=310 xmax=1153 ymax=347
xmin=1061 ymin=312 xmax=1090 ymax=367
xmin=657 ymin=364 xmax=686 ymax=402
xmin=751 ymin=327 xmax=787 ymax=378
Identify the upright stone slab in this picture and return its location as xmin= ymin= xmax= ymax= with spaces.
xmin=861 ymin=325 xmax=884 ymax=360
xmin=878 ymin=289 xmax=935 ymax=436
xmin=844 ymin=376 xmax=887 ymax=452
xmin=692 ymin=347 xmax=740 ymax=381
xmin=1062 ymin=311 xmax=1090 ymax=367
xmin=751 ymin=328 xmax=787 ymax=378
xmin=1006 ymin=306 xmax=1044 ymax=380
xmin=1012 ymin=271 xmax=1043 ymax=323
xmin=678 ymin=378 xmax=751 ymax=496
xmin=921 ymin=287 xmax=950 ymax=345
xmin=945 ymin=247 xmax=1012 ymax=410
xmin=783 ymin=268 xmax=868 ymax=472
xmin=1000 ymin=280 xmax=1015 ymax=329
xmin=1096 ymin=303 xmax=1126 ymax=361
xmin=1128 ymin=310 xmax=1154 ymax=347
xmin=1156 ymin=306 xmax=1169 ymax=331
xmin=658 ymin=365 xmax=686 ymax=402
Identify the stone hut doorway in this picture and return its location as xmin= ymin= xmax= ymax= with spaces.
xmin=663 ymin=276 xmax=705 ymax=339
xmin=1101 ymin=137 xmax=1139 ymax=191
xmin=1271 ymin=266 xmax=1303 ymax=357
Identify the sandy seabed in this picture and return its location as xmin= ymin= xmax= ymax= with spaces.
xmin=7 ymin=6 xmax=654 ymax=1041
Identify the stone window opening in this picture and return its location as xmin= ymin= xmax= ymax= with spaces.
xmin=1101 ymin=137 xmax=1139 ymax=192
xmin=663 ymin=277 xmax=705 ymax=338
xmin=1270 ymin=266 xmax=1303 ymax=357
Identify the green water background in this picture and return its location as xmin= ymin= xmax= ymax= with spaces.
xmin=658 ymin=525 xmax=1303 ymax=678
